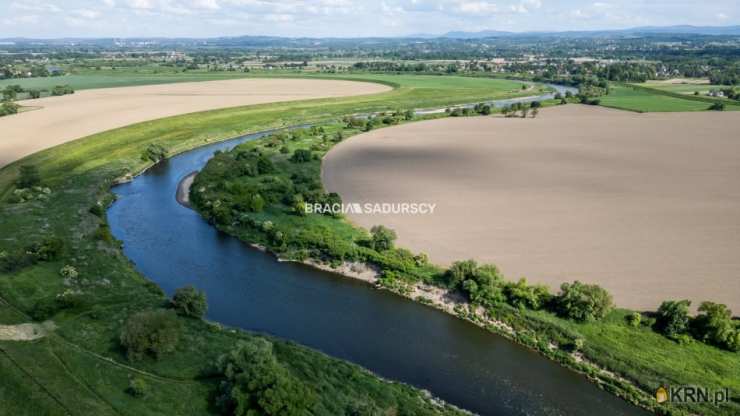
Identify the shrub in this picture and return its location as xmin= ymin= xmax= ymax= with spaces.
xmin=120 ymin=309 xmax=182 ymax=361
xmin=504 ymin=278 xmax=550 ymax=310
xmin=28 ymin=237 xmax=64 ymax=261
xmin=692 ymin=301 xmax=739 ymax=351
xmin=708 ymin=102 xmax=725 ymax=111
xmin=290 ymin=149 xmax=313 ymax=163
xmin=556 ymin=281 xmax=613 ymax=322
xmin=59 ymin=265 xmax=79 ymax=280
xmin=0 ymin=100 xmax=19 ymax=116
xmin=51 ymin=84 xmax=74 ymax=96
xmin=141 ymin=143 xmax=168 ymax=163
xmin=16 ymin=165 xmax=41 ymax=188
xmin=127 ymin=377 xmax=148 ymax=398
xmin=655 ymin=300 xmax=692 ymax=339
xmin=369 ymin=225 xmax=397 ymax=252
xmin=171 ymin=285 xmax=207 ymax=318
xmin=626 ymin=312 xmax=641 ymax=327
xmin=89 ymin=203 xmax=105 ymax=217
xmin=215 ymin=338 xmax=316 ymax=415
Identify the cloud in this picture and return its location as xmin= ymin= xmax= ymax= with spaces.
xmin=74 ymin=9 xmax=102 ymax=19
xmin=10 ymin=1 xmax=61 ymax=13
xmin=102 ymin=0 xmax=116 ymax=7
xmin=2 ymin=14 xmax=41 ymax=25
xmin=716 ymin=12 xmax=728 ymax=21
xmin=455 ymin=1 xmax=498 ymax=14
xmin=510 ymin=0 xmax=541 ymax=14
xmin=127 ymin=0 xmax=154 ymax=9
xmin=191 ymin=0 xmax=220 ymax=10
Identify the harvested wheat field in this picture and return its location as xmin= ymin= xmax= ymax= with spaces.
xmin=323 ymin=105 xmax=740 ymax=311
xmin=0 ymin=78 xmax=390 ymax=167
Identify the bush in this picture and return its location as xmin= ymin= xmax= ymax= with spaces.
xmin=141 ymin=143 xmax=168 ymax=163
xmin=215 ymin=338 xmax=316 ymax=415
xmin=504 ymin=278 xmax=550 ymax=310
xmin=290 ymin=149 xmax=313 ymax=163
xmin=59 ymin=265 xmax=79 ymax=280
xmin=692 ymin=301 xmax=739 ymax=351
xmin=0 ymin=100 xmax=19 ymax=116
xmin=655 ymin=299 xmax=691 ymax=339
xmin=16 ymin=165 xmax=41 ymax=188
xmin=51 ymin=84 xmax=74 ymax=96
xmin=626 ymin=312 xmax=641 ymax=327
xmin=556 ymin=281 xmax=613 ymax=322
xmin=369 ymin=225 xmax=397 ymax=252
xmin=171 ymin=285 xmax=207 ymax=318
xmin=126 ymin=377 xmax=148 ymax=398
xmin=708 ymin=102 xmax=725 ymax=111
xmin=120 ymin=309 xmax=182 ymax=361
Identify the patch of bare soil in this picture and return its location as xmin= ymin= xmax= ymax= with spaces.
xmin=323 ymin=105 xmax=740 ymax=311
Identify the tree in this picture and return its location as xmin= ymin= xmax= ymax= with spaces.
xmin=215 ymin=338 xmax=316 ymax=416
xmin=127 ymin=378 xmax=149 ymax=398
xmin=141 ymin=143 xmax=168 ymax=163
xmin=290 ymin=149 xmax=312 ymax=163
xmin=16 ymin=165 xmax=41 ymax=188
xmin=0 ymin=100 xmax=19 ymax=116
xmin=504 ymin=278 xmax=550 ymax=310
xmin=709 ymin=102 xmax=725 ymax=111
xmin=120 ymin=309 xmax=181 ymax=361
xmin=655 ymin=300 xmax=691 ymax=338
xmin=447 ymin=259 xmax=477 ymax=289
xmin=171 ymin=285 xmax=207 ymax=318
xmin=692 ymin=302 xmax=739 ymax=351
xmin=369 ymin=225 xmax=396 ymax=252
xmin=556 ymin=281 xmax=613 ymax=322
xmin=447 ymin=260 xmax=506 ymax=306
xmin=531 ymin=108 xmax=539 ymax=118
xmin=2 ymin=87 xmax=17 ymax=101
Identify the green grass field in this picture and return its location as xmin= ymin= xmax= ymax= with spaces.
xmin=600 ymin=84 xmax=740 ymax=112
xmin=639 ymin=80 xmax=733 ymax=95
xmin=0 ymin=74 xmax=534 ymax=416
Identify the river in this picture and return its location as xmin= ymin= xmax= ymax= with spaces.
xmin=108 ymin=87 xmax=646 ymax=416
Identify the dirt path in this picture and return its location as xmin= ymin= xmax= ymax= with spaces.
xmin=323 ymin=105 xmax=740 ymax=311
xmin=0 ymin=322 xmax=54 ymax=341
xmin=0 ymin=78 xmax=390 ymax=168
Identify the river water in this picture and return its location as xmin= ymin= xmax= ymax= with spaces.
xmin=108 ymin=88 xmax=646 ymax=416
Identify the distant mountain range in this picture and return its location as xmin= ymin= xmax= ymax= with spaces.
xmin=418 ymin=25 xmax=740 ymax=39
xmin=2 ymin=25 xmax=739 ymax=46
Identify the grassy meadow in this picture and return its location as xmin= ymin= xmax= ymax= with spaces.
xmin=599 ymin=84 xmax=740 ymax=112
xmin=0 ymin=74 xmax=532 ymax=415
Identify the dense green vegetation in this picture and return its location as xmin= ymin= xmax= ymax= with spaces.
xmin=0 ymin=74 xmax=535 ymax=416
xmin=192 ymin=107 xmax=740 ymax=416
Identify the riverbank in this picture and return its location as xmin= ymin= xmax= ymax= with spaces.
xmin=1 ymin=74 xmax=545 ymax=415
xmin=190 ymin=107 xmax=739 ymax=416
xmin=175 ymin=171 xmax=198 ymax=208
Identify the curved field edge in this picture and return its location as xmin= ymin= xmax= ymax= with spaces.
xmin=190 ymin=110 xmax=740 ymax=416
xmin=0 ymin=75 xmax=535 ymax=415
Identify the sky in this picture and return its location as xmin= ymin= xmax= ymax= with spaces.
xmin=0 ymin=0 xmax=738 ymax=38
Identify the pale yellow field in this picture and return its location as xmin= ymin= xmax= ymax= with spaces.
xmin=323 ymin=105 xmax=740 ymax=311
xmin=0 ymin=78 xmax=390 ymax=167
